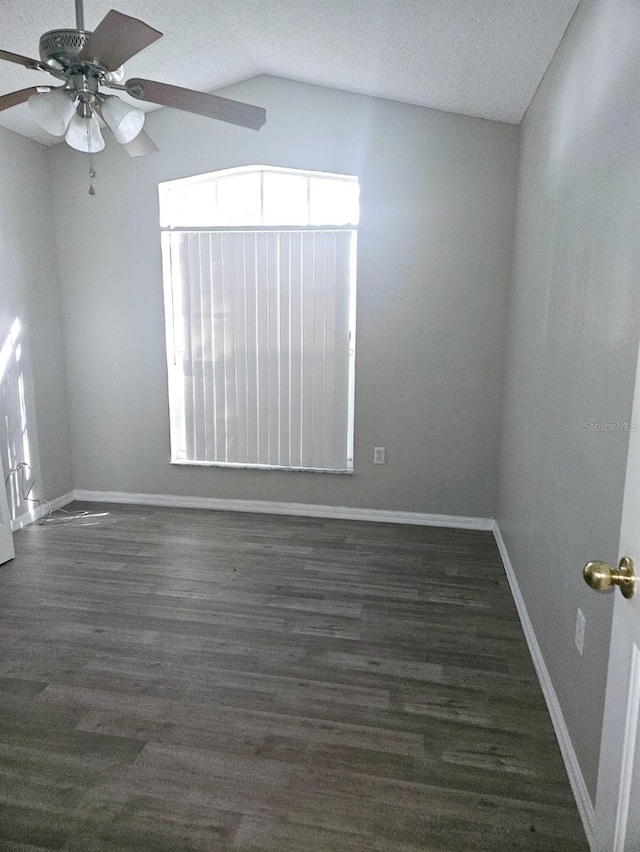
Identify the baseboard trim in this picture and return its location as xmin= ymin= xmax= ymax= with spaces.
xmin=72 ymin=489 xmax=494 ymax=531
xmin=492 ymin=522 xmax=596 ymax=846
xmin=10 ymin=492 xmax=75 ymax=531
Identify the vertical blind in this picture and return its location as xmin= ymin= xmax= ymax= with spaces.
xmin=164 ymin=229 xmax=355 ymax=471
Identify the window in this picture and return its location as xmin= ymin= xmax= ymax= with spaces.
xmin=159 ymin=166 xmax=358 ymax=472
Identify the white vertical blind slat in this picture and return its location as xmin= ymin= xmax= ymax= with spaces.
xmin=324 ymin=233 xmax=337 ymax=469
xmin=228 ymin=236 xmax=241 ymax=463
xmin=267 ymin=232 xmax=280 ymax=466
xmin=300 ymin=233 xmax=315 ymax=469
xmin=218 ymin=235 xmax=231 ymax=462
xmin=279 ymin=232 xmax=292 ymax=468
xmin=289 ymin=232 xmax=303 ymax=467
xmin=333 ymin=232 xmax=352 ymax=466
xmin=239 ymin=237 xmax=248 ymax=463
xmin=256 ymin=234 xmax=270 ymax=464
xmin=184 ymin=235 xmax=198 ymax=461
xmin=245 ymin=233 xmax=259 ymax=464
xmin=201 ymin=234 xmax=214 ymax=461
xmin=312 ymin=231 xmax=327 ymax=469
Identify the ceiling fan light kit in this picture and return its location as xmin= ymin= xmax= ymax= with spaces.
xmin=27 ymin=86 xmax=145 ymax=149
xmin=0 ymin=0 xmax=267 ymax=195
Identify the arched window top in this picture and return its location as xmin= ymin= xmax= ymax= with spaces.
xmin=159 ymin=165 xmax=359 ymax=229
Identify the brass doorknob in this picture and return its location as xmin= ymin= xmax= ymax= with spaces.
xmin=583 ymin=556 xmax=636 ymax=599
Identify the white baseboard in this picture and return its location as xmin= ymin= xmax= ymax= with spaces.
xmin=10 ymin=491 xmax=75 ymax=531
xmin=492 ymin=522 xmax=596 ymax=847
xmin=72 ymin=489 xmax=494 ymax=531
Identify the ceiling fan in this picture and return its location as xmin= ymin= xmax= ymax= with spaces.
xmin=0 ymin=0 xmax=266 ymax=192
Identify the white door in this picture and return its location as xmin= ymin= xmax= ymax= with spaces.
xmin=0 ymin=456 xmax=15 ymax=565
xmin=591 ymin=339 xmax=640 ymax=850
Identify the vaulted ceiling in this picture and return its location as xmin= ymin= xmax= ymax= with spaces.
xmin=0 ymin=0 xmax=580 ymax=143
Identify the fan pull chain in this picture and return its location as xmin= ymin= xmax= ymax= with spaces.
xmin=85 ymin=114 xmax=96 ymax=196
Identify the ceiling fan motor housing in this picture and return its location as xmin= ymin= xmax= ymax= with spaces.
xmin=39 ymin=29 xmax=95 ymax=75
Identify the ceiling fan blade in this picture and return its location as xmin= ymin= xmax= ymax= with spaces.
xmin=78 ymin=10 xmax=162 ymax=71
xmin=123 ymin=129 xmax=159 ymax=157
xmin=125 ymin=78 xmax=267 ymax=131
xmin=0 ymin=48 xmax=45 ymax=71
xmin=0 ymin=86 xmax=52 ymax=112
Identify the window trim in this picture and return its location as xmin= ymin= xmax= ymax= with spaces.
xmin=159 ymin=166 xmax=358 ymax=474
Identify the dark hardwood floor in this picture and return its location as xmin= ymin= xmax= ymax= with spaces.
xmin=0 ymin=503 xmax=589 ymax=851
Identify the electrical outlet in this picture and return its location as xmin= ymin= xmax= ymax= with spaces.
xmin=373 ymin=447 xmax=385 ymax=464
xmin=575 ymin=608 xmax=585 ymax=655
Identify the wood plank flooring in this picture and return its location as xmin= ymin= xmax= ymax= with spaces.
xmin=0 ymin=503 xmax=589 ymax=851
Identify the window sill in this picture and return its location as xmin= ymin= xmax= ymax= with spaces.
xmin=170 ymin=459 xmax=354 ymax=475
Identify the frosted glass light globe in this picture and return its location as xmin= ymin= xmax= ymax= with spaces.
xmin=65 ymin=113 xmax=106 ymax=153
xmin=101 ymin=95 xmax=145 ymax=144
xmin=28 ymin=88 xmax=74 ymax=137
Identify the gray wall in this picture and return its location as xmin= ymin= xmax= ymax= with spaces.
xmin=50 ymin=76 xmax=518 ymax=517
xmin=497 ymin=0 xmax=640 ymax=800
xmin=0 ymin=126 xmax=73 ymax=519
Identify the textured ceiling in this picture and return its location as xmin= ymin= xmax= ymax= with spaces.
xmin=0 ymin=0 xmax=580 ymax=144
